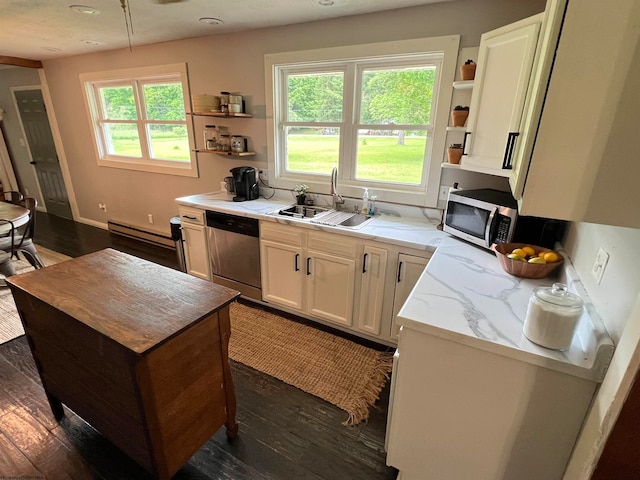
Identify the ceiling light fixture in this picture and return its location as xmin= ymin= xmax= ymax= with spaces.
xmin=199 ymin=17 xmax=224 ymax=25
xmin=318 ymin=0 xmax=334 ymax=6
xmin=70 ymin=5 xmax=100 ymax=15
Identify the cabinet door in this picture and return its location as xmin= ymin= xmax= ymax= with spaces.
xmin=181 ymin=222 xmax=211 ymax=280
xmin=355 ymin=246 xmax=388 ymax=336
xmin=462 ymin=15 xmax=542 ymax=176
xmin=390 ymin=254 xmax=429 ymax=340
xmin=306 ymin=251 xmax=356 ymax=327
xmin=260 ymin=240 xmax=303 ymax=310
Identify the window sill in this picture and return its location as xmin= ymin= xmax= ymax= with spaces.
xmin=97 ymin=158 xmax=198 ymax=177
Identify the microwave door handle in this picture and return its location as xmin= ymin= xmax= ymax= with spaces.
xmin=485 ymin=208 xmax=497 ymax=247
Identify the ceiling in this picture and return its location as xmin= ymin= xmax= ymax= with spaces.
xmin=0 ymin=0 xmax=453 ymax=62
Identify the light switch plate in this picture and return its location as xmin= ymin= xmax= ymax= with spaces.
xmin=591 ymin=247 xmax=609 ymax=285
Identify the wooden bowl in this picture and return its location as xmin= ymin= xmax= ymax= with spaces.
xmin=494 ymin=243 xmax=564 ymax=279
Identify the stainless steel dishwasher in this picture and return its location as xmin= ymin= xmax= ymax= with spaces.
xmin=206 ymin=210 xmax=261 ymax=300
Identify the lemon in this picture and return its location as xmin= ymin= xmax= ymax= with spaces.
xmin=528 ymin=257 xmax=546 ymax=264
xmin=522 ymin=246 xmax=536 ymax=257
xmin=507 ymin=253 xmax=525 ymax=261
xmin=511 ymin=248 xmax=527 ymax=258
xmin=543 ymin=251 xmax=560 ymax=263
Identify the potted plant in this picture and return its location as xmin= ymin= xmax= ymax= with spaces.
xmin=447 ymin=143 xmax=463 ymax=164
xmin=294 ymin=184 xmax=309 ymax=205
xmin=460 ymin=59 xmax=476 ymax=81
xmin=451 ymin=105 xmax=469 ymax=127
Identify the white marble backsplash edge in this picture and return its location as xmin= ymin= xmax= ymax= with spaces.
xmin=556 ymin=244 xmax=616 ymax=381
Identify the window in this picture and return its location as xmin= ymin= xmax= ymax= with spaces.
xmin=81 ymin=63 xmax=197 ymax=177
xmin=265 ymin=37 xmax=459 ymax=207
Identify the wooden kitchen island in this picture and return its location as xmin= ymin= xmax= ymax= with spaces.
xmin=7 ymin=248 xmax=240 ymax=479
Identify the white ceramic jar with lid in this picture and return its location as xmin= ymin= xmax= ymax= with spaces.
xmin=523 ymin=282 xmax=584 ymax=350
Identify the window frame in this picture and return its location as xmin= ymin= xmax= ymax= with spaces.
xmin=80 ymin=63 xmax=197 ymax=177
xmin=265 ymin=36 xmax=459 ymax=207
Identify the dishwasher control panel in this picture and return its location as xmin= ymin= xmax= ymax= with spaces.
xmin=206 ymin=210 xmax=259 ymax=237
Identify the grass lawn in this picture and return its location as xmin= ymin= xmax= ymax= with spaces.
xmin=112 ymin=137 xmax=190 ymax=162
xmin=111 ymin=134 xmax=427 ymax=177
xmin=287 ymin=135 xmax=425 ymax=183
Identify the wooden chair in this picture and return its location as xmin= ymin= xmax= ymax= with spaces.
xmin=2 ymin=191 xmax=24 ymax=205
xmin=0 ymin=220 xmax=17 ymax=282
xmin=0 ymin=198 xmax=44 ymax=269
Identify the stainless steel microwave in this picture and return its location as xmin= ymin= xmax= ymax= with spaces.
xmin=443 ymin=189 xmax=566 ymax=250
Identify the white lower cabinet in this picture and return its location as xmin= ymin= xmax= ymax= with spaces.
xmin=386 ymin=325 xmax=596 ymax=480
xmin=354 ymin=245 xmax=388 ymax=337
xmin=260 ymin=239 xmax=304 ymax=310
xmin=306 ymin=250 xmax=356 ymax=326
xmin=178 ymin=206 xmax=211 ymax=280
xmin=260 ymin=222 xmax=357 ymax=327
xmin=390 ymin=254 xmax=429 ymax=340
xmin=260 ymin=221 xmax=432 ymax=344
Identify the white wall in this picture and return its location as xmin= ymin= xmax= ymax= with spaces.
xmin=560 ymin=223 xmax=640 ymax=478
xmin=564 ymin=223 xmax=640 ymax=343
xmin=40 ymin=0 xmax=545 ymax=233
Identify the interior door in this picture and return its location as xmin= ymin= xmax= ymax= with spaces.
xmin=14 ymin=89 xmax=72 ymax=219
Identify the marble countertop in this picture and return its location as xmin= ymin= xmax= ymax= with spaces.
xmin=398 ymin=241 xmax=614 ymax=382
xmin=177 ymin=191 xmax=614 ymax=382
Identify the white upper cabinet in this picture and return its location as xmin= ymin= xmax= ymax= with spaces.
xmin=461 ymin=14 xmax=543 ymax=177
xmin=511 ymin=0 xmax=640 ymax=228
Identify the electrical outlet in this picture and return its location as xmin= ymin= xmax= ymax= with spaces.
xmin=439 ymin=186 xmax=451 ymax=201
xmin=147 ymin=214 xmax=154 ymax=224
xmin=98 ymin=202 xmax=107 ymax=212
xmin=591 ymin=247 xmax=609 ymax=285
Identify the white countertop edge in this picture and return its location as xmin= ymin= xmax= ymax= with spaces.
xmin=398 ymin=315 xmax=609 ymax=382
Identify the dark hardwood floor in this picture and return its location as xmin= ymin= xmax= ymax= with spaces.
xmin=0 ymin=212 xmax=398 ymax=480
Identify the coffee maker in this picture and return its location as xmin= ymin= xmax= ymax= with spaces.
xmin=230 ymin=166 xmax=259 ymax=202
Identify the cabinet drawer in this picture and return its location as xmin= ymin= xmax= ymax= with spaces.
xmin=16 ymin=294 xmax=138 ymax=393
xmin=260 ymin=221 xmax=304 ymax=247
xmin=308 ymin=231 xmax=357 ymax=258
xmin=178 ymin=206 xmax=205 ymax=225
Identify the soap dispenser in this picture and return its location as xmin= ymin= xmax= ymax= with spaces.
xmin=361 ymin=188 xmax=369 ymax=215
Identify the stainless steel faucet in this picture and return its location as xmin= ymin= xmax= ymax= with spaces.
xmin=330 ymin=166 xmax=345 ymax=210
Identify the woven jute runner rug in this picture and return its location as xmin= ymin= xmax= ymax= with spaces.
xmin=228 ymin=302 xmax=393 ymax=426
xmin=0 ymin=246 xmax=71 ymax=344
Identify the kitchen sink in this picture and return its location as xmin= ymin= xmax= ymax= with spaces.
xmin=274 ymin=205 xmax=332 ymax=219
xmin=335 ymin=213 xmax=372 ymax=228
xmin=269 ymin=205 xmax=375 ymax=229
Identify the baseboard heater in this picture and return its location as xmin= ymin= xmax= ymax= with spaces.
xmin=107 ymin=220 xmax=175 ymax=250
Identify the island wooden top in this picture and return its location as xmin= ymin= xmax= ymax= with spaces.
xmin=7 ymin=248 xmax=240 ymax=354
